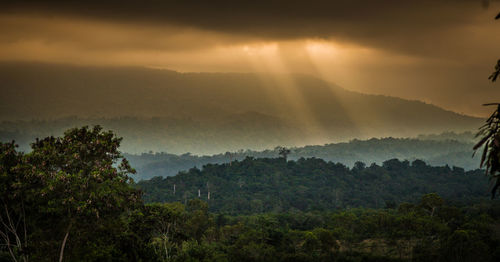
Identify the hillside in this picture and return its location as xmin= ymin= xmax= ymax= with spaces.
xmin=136 ymin=157 xmax=489 ymax=214
xmin=122 ymin=132 xmax=478 ymax=180
xmin=0 ymin=62 xmax=482 ymax=154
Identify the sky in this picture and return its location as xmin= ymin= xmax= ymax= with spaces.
xmin=1 ymin=0 xmax=499 ymax=117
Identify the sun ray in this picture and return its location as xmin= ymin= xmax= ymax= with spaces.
xmin=302 ymin=39 xmax=373 ymax=139
xmin=235 ymin=42 xmax=335 ymax=145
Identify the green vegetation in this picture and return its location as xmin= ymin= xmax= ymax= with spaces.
xmin=126 ymin=133 xmax=478 ymax=180
xmin=136 ymin=157 xmax=488 ymax=213
xmin=108 ymin=196 xmax=500 ymax=262
xmin=2 ymin=127 xmax=499 ymax=261
xmin=0 ymin=126 xmax=140 ymax=261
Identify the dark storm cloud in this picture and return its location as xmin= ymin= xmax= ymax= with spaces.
xmin=0 ymin=0 xmax=494 ymax=56
xmin=0 ymin=0 xmax=499 ymax=117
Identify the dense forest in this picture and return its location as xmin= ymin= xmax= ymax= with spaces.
xmin=2 ymin=127 xmax=499 ymax=262
xmin=136 ymin=157 xmax=489 ymax=213
xmin=126 ymin=132 xmax=477 ymax=180
xmin=114 ymin=198 xmax=500 ymax=262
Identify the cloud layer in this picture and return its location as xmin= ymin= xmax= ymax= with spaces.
xmin=0 ymin=0 xmax=499 ymax=116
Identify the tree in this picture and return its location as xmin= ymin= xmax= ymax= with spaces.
xmin=418 ymin=193 xmax=443 ymax=217
xmin=488 ymin=11 xmax=500 ymax=82
xmin=0 ymin=141 xmax=29 ymax=262
xmin=276 ymin=146 xmax=291 ymax=161
xmin=474 ymin=12 xmax=500 ymax=199
xmin=1 ymin=126 xmax=141 ymax=261
xmin=137 ymin=202 xmax=185 ymax=261
xmin=474 ymin=103 xmax=500 ymax=198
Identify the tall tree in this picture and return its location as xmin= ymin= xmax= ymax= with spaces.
xmin=30 ymin=126 xmax=140 ymax=261
xmin=276 ymin=146 xmax=291 ymax=161
xmin=1 ymin=126 xmax=141 ymax=261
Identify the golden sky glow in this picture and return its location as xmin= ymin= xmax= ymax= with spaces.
xmin=0 ymin=1 xmax=500 ymax=117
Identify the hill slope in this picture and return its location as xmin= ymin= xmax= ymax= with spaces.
xmin=136 ymin=157 xmax=489 ymax=214
xmin=122 ymin=132 xmax=477 ymax=180
xmin=0 ymin=62 xmax=482 ymax=154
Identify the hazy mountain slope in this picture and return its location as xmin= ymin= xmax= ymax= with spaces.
xmin=120 ymin=133 xmax=478 ymax=180
xmin=0 ymin=116 xmax=304 ymax=154
xmin=0 ymin=62 xmax=482 ymax=154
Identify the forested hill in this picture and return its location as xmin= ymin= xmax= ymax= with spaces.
xmin=126 ymin=133 xmax=477 ymax=180
xmin=0 ymin=62 xmax=482 ymax=154
xmin=136 ymin=157 xmax=488 ymax=214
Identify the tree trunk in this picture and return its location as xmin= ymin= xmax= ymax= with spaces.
xmin=59 ymin=222 xmax=72 ymax=262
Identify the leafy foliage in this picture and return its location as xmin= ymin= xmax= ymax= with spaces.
xmin=1 ymin=127 xmax=500 ymax=261
xmin=490 ymin=60 xmax=500 ymax=82
xmin=474 ymin=11 xmax=500 ymax=199
xmin=122 ymin=195 xmax=500 ymax=262
xmin=0 ymin=126 xmax=141 ymax=261
xmin=137 ymin=157 xmax=489 ymax=214
xmin=474 ymin=104 xmax=500 ymax=198
xmin=0 ymin=141 xmax=29 ymax=262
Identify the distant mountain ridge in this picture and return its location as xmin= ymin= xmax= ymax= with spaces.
xmin=122 ymin=132 xmax=478 ymax=180
xmin=0 ymin=62 xmax=482 ymax=154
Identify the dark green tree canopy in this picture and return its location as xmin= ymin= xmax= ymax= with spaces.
xmin=0 ymin=126 xmax=141 ymax=262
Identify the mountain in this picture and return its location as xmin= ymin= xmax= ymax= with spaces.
xmin=0 ymin=62 xmax=482 ymax=154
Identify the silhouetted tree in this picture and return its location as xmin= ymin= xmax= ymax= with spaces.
xmin=474 ymin=12 xmax=500 ymax=198
xmin=276 ymin=146 xmax=291 ymax=161
xmin=474 ymin=103 xmax=500 ymax=198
